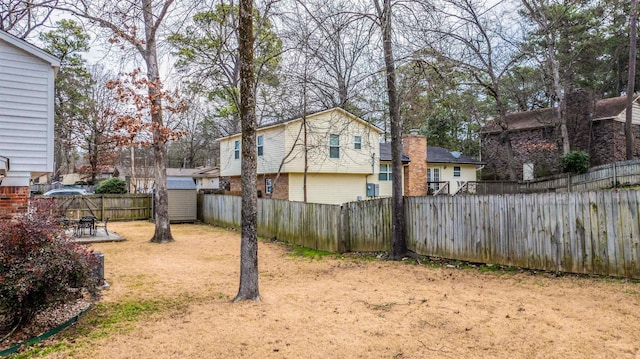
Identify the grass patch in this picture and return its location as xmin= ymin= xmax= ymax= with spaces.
xmin=9 ymin=299 xmax=174 ymax=358
xmin=81 ymin=300 xmax=163 ymax=338
xmin=9 ymin=341 xmax=75 ymax=359
xmin=289 ymin=245 xmax=337 ymax=260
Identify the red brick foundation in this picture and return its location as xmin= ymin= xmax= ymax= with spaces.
xmin=0 ymin=186 xmax=29 ymax=219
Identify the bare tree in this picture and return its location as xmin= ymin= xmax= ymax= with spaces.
xmin=77 ymin=65 xmax=120 ymax=184
xmin=626 ymin=0 xmax=638 ymax=160
xmin=284 ymin=0 xmax=376 ymax=113
xmin=235 ymin=0 xmax=260 ymax=302
xmin=521 ymin=0 xmax=572 ymax=155
xmin=414 ymin=0 xmax=522 ymax=180
xmin=373 ymin=0 xmax=406 ymax=259
xmin=0 ymin=0 xmax=58 ymax=38
xmin=56 ymin=0 xmax=182 ymax=243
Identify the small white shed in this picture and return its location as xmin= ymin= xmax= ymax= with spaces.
xmin=167 ymin=176 xmax=197 ymax=223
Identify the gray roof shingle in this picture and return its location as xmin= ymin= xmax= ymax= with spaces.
xmin=427 ymin=146 xmax=484 ymax=165
xmin=379 ymin=142 xmax=410 ymax=162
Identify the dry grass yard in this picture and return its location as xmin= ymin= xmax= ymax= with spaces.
xmin=14 ymin=221 xmax=640 ymax=358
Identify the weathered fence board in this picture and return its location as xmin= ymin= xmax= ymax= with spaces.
xmin=199 ymin=190 xmax=640 ymax=279
xmin=38 ymin=194 xmax=151 ymax=220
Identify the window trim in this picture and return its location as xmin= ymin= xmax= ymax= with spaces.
xmin=257 ymin=135 xmax=264 ymax=156
xmin=379 ymin=163 xmax=392 ymax=181
xmin=265 ymin=178 xmax=273 ymax=194
xmin=329 ymin=134 xmax=340 ymax=158
xmin=234 ymin=140 xmax=240 ymax=160
xmin=354 ymin=135 xmax=362 ymax=150
xmin=453 ymin=166 xmax=461 ymax=177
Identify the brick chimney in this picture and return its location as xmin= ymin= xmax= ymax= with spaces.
xmin=565 ymin=89 xmax=595 ymax=153
xmin=402 ymin=130 xmax=427 ymax=196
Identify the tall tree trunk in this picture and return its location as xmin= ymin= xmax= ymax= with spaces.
xmin=375 ymin=0 xmax=406 ymax=259
xmin=494 ymin=94 xmax=518 ymax=181
xmin=521 ymin=0 xmax=569 ymax=155
xmin=303 ymin=70 xmax=308 ymax=203
xmin=234 ymin=0 xmax=260 ymax=302
xmin=626 ymin=0 xmax=638 ymax=160
xmin=144 ymin=0 xmax=173 ymax=243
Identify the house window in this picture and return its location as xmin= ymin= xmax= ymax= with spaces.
xmin=257 ymin=135 xmax=264 ymax=156
xmin=329 ymin=134 xmax=340 ymax=158
xmin=234 ymin=140 xmax=240 ymax=160
xmin=453 ymin=166 xmax=461 ymax=177
xmin=265 ymin=178 xmax=272 ymax=194
xmin=354 ymin=135 xmax=362 ymax=150
xmin=379 ymin=164 xmax=392 ymax=181
xmin=428 ymin=168 xmax=441 ymax=190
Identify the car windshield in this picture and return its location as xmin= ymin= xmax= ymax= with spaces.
xmin=44 ymin=189 xmax=88 ymax=196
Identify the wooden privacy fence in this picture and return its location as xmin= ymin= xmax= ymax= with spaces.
xmin=474 ymin=159 xmax=640 ymax=195
xmin=37 ymin=194 xmax=152 ymax=220
xmin=405 ymin=192 xmax=640 ymax=278
xmin=199 ymin=195 xmax=342 ymax=252
xmin=199 ymin=191 xmax=640 ymax=278
xmin=523 ymin=159 xmax=640 ymax=192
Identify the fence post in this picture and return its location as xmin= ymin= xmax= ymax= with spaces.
xmin=613 ymin=162 xmax=617 ymax=187
xmin=338 ymin=204 xmax=349 ymax=253
xmin=101 ymin=195 xmax=105 ymax=220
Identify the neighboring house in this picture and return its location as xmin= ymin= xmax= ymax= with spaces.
xmin=0 ymin=30 xmax=60 ymax=218
xmin=192 ymin=167 xmax=222 ymax=192
xmin=426 ymin=146 xmax=484 ymax=194
xmin=219 ymin=109 xmax=435 ymax=204
xmin=481 ymin=93 xmax=640 ymax=180
xmin=116 ymin=166 xmax=156 ymax=193
xmin=379 ymin=141 xmax=481 ymax=196
xmin=219 ymin=108 xmax=387 ymax=204
xmin=167 ymin=166 xmax=221 ymax=192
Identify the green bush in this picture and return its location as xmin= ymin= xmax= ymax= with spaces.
xmin=0 ymin=199 xmax=100 ymax=333
xmin=95 ymin=178 xmax=127 ymax=194
xmin=561 ymin=151 xmax=590 ymax=174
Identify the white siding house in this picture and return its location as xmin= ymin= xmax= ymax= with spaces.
xmin=0 ymin=30 xmax=60 ymax=187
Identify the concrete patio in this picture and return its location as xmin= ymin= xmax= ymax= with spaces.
xmin=69 ymin=228 xmax=125 ymax=244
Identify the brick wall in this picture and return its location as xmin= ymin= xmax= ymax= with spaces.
xmin=482 ymin=128 xmax=563 ymax=180
xmin=228 ymin=174 xmax=289 ymax=200
xmin=402 ymin=134 xmax=428 ymax=196
xmin=591 ymin=120 xmax=640 ymax=166
xmin=258 ymin=173 xmax=289 ymax=200
xmin=482 ymin=118 xmax=640 ymax=180
xmin=0 ymin=186 xmax=29 ymax=219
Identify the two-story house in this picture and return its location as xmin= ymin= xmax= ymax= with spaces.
xmin=220 ymin=108 xmax=385 ymax=204
xmin=219 ymin=109 xmax=436 ymax=204
xmin=0 ymin=30 xmax=60 ymax=217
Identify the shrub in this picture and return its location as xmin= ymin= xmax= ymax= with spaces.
xmin=95 ymin=178 xmax=127 ymax=194
xmin=561 ymin=151 xmax=590 ymax=174
xmin=0 ymin=200 xmax=100 ymax=333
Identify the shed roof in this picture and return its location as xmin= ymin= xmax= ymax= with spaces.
xmin=167 ymin=176 xmax=196 ymax=190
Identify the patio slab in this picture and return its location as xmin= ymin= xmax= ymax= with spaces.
xmin=70 ymin=228 xmax=125 ymax=244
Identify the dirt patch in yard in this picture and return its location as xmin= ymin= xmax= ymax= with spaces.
xmin=15 ymin=221 xmax=640 ymax=358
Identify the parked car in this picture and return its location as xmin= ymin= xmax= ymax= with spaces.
xmin=43 ymin=188 xmax=90 ymax=196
